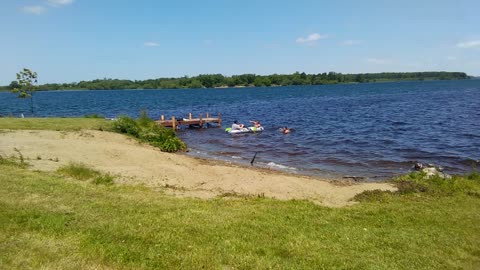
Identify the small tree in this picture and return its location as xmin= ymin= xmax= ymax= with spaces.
xmin=11 ymin=68 xmax=38 ymax=115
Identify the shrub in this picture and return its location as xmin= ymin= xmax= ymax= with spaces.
xmin=112 ymin=116 xmax=140 ymax=136
xmin=112 ymin=114 xmax=186 ymax=152
xmin=137 ymin=110 xmax=154 ymax=127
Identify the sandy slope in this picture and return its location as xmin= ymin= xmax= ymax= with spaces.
xmin=0 ymin=130 xmax=396 ymax=207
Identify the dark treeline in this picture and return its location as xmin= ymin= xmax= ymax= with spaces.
xmin=1 ymin=71 xmax=470 ymax=91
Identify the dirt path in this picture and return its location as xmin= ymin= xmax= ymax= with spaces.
xmin=0 ymin=130 xmax=396 ymax=207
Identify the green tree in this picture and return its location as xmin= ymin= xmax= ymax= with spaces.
xmin=8 ymin=81 xmax=20 ymax=90
xmin=11 ymin=68 xmax=38 ymax=115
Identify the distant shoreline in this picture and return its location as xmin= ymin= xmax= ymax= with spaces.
xmin=0 ymin=77 xmax=474 ymax=93
xmin=0 ymin=71 xmax=471 ymax=91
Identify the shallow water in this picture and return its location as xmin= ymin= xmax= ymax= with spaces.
xmin=1 ymin=80 xmax=479 ymax=180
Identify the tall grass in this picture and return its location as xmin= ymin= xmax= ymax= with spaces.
xmin=112 ymin=112 xmax=186 ymax=152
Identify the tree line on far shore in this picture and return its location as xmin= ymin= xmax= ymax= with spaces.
xmin=2 ymin=71 xmax=470 ymax=91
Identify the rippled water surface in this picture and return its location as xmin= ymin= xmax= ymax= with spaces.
xmin=1 ymin=80 xmax=479 ymax=180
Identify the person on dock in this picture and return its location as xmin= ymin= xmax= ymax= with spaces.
xmin=280 ymin=126 xmax=291 ymax=134
xmin=250 ymin=120 xmax=262 ymax=128
xmin=232 ymin=120 xmax=244 ymax=130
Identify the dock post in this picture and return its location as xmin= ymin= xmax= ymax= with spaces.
xmin=218 ymin=113 xmax=222 ymax=127
xmin=199 ymin=114 xmax=203 ymax=128
xmin=188 ymin=112 xmax=192 ymax=120
xmin=172 ymin=116 xmax=176 ymax=130
xmin=161 ymin=115 xmax=165 ymax=121
xmin=206 ymin=112 xmax=210 ymax=118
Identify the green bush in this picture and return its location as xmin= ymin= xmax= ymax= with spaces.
xmin=112 ymin=114 xmax=186 ymax=152
xmin=112 ymin=116 xmax=140 ymax=136
xmin=137 ymin=110 xmax=153 ymax=127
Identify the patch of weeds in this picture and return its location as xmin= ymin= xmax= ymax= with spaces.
xmin=13 ymin=147 xmax=26 ymax=165
xmin=57 ymin=163 xmax=102 ymax=181
xmin=48 ymin=157 xmax=60 ymax=162
xmin=92 ymin=174 xmax=114 ymax=185
xmin=395 ymin=180 xmax=429 ymax=194
xmin=353 ymin=189 xmax=394 ymax=202
xmin=78 ymin=131 xmax=94 ymax=138
xmin=57 ymin=162 xmax=115 ymax=185
xmin=164 ymin=183 xmax=187 ymax=191
xmin=0 ymin=154 xmax=28 ymax=168
xmin=465 ymin=170 xmax=480 ymax=181
xmin=36 ymin=155 xmax=42 ymax=160
xmin=219 ymin=191 xmax=246 ymax=198
xmin=219 ymin=192 xmax=266 ymax=199
xmin=84 ymin=114 xmax=104 ymax=118
xmin=353 ymin=171 xmax=480 ymax=203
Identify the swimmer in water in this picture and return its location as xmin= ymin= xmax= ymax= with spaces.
xmin=280 ymin=126 xmax=290 ymax=134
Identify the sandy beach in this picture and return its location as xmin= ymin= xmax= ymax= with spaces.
xmin=0 ymin=130 xmax=396 ymax=207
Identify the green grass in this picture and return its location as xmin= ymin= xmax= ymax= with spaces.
xmin=1 ymin=162 xmax=479 ymax=269
xmin=0 ymin=117 xmax=112 ymax=131
xmin=57 ymin=162 xmax=114 ymax=185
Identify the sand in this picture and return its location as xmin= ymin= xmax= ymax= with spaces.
xmin=0 ymin=130 xmax=396 ymax=207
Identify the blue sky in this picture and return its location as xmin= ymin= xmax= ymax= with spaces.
xmin=1 ymin=0 xmax=479 ymax=84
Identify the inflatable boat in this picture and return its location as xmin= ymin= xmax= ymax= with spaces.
xmin=225 ymin=126 xmax=264 ymax=134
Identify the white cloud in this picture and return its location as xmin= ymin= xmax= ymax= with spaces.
xmin=21 ymin=0 xmax=73 ymax=15
xmin=21 ymin=5 xmax=46 ymax=15
xmin=296 ymin=33 xmax=328 ymax=44
xmin=366 ymin=58 xmax=390 ymax=64
xmin=144 ymin=42 xmax=159 ymax=47
xmin=341 ymin=40 xmax=362 ymax=46
xmin=456 ymin=40 xmax=480 ymax=49
xmin=447 ymin=56 xmax=457 ymax=61
xmin=47 ymin=0 xmax=75 ymax=7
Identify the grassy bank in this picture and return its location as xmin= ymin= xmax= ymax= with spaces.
xmin=0 ymin=117 xmax=112 ymax=131
xmin=1 ymin=158 xmax=479 ymax=269
xmin=0 ymin=116 xmax=185 ymax=152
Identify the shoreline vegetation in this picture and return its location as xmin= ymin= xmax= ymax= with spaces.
xmin=0 ymin=117 xmax=479 ymax=268
xmin=0 ymin=71 xmax=470 ymax=91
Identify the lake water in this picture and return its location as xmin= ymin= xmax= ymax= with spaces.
xmin=1 ymin=80 xmax=479 ymax=180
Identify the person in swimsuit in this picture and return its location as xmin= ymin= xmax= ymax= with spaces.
xmin=250 ymin=120 xmax=262 ymax=128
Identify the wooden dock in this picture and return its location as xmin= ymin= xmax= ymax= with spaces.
xmin=156 ymin=112 xmax=222 ymax=130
